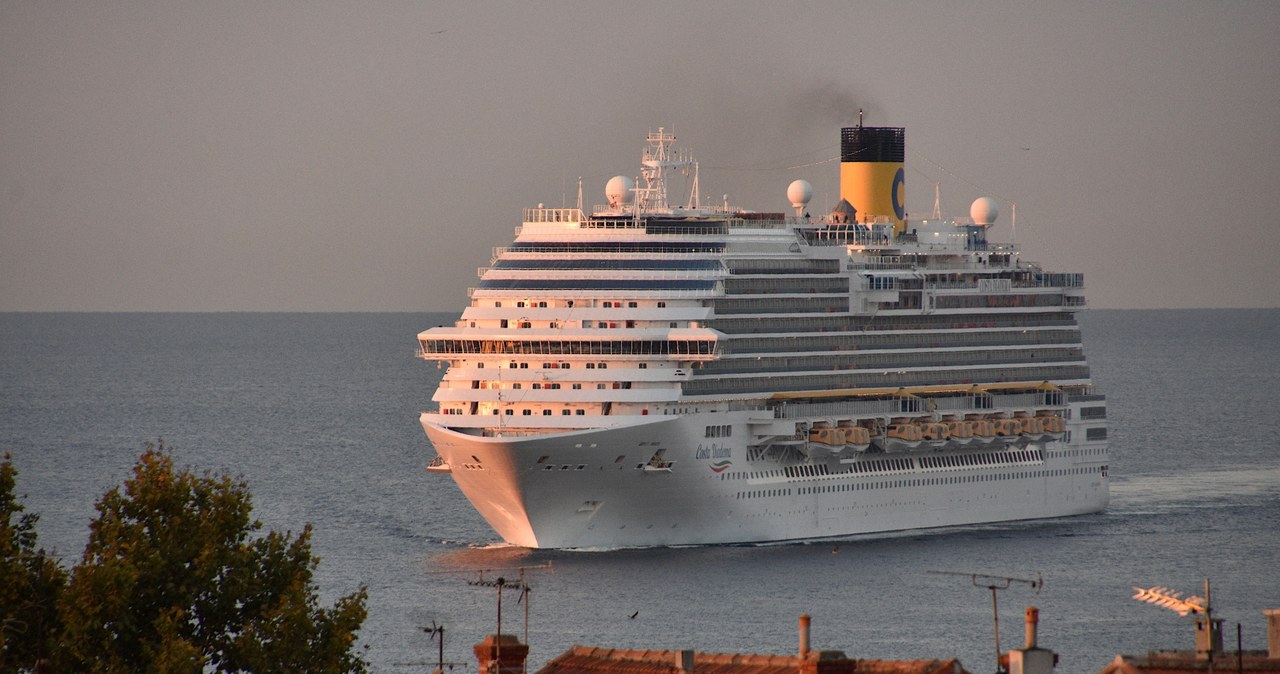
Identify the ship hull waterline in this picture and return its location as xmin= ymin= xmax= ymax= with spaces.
xmin=422 ymin=411 xmax=1109 ymax=549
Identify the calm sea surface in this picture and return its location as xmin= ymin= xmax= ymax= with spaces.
xmin=2 ymin=310 xmax=1278 ymax=673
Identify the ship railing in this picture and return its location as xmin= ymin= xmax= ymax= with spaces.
xmin=477 ymin=270 xmax=724 ymax=281
xmin=467 ymin=287 xmax=720 ymax=298
xmin=681 ymin=365 xmax=1093 ymax=396
xmin=849 ymin=257 xmax=1022 ymax=271
xmin=522 ymin=207 xmax=586 ymax=224
xmin=495 ymin=249 xmax=726 ymax=261
xmin=712 ymin=316 xmax=1080 ymax=335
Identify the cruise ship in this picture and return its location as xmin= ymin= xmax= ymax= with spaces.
xmin=417 ymin=123 xmax=1109 ymax=548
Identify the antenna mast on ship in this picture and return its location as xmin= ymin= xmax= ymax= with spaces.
xmin=638 ymin=127 xmax=697 ymax=213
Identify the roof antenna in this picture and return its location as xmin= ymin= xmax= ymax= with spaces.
xmin=1132 ymin=578 xmax=1222 ymax=659
xmin=930 ymin=570 xmax=1043 ymax=674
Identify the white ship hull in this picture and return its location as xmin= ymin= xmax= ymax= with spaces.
xmin=423 ymin=409 xmax=1108 ymax=549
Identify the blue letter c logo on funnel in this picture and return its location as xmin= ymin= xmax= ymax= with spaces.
xmin=892 ymin=167 xmax=905 ymax=221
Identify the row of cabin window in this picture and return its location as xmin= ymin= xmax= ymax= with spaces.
xmin=492 ymin=300 xmax=668 ymax=308
xmin=705 ymin=425 xmax=732 ymax=438
xmin=495 ymin=319 xmax=679 ymax=329
xmin=510 ymin=382 xmax=629 ymax=390
xmin=503 ymin=409 xmax=585 ymax=416
xmin=480 ymin=362 xmax=654 ymax=370
xmin=504 ymin=361 xmax=608 ymax=369
xmin=444 ymin=409 xmax=591 ymax=416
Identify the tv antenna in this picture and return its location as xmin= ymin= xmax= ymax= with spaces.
xmin=1132 ymin=580 xmax=1210 ymax=617
xmin=422 ymin=621 xmax=447 ymax=674
xmin=930 ymin=570 xmax=1043 ymax=674
xmin=1132 ymin=578 xmax=1223 ymax=658
xmin=468 ymin=564 xmax=550 ymax=674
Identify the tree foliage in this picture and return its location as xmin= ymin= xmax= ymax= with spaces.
xmin=1 ymin=443 xmax=368 ymax=673
xmin=1 ymin=452 xmax=66 ymax=670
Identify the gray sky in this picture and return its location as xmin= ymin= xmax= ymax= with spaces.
xmin=3 ymin=1 xmax=1278 ymax=311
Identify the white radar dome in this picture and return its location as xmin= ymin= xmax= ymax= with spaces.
xmin=605 ymin=176 xmax=635 ymax=208
xmin=787 ymin=179 xmax=813 ymax=211
xmin=970 ymin=197 xmax=1000 ymax=226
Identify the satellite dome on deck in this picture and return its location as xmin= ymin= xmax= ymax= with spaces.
xmin=970 ymin=197 xmax=1000 ymax=225
xmin=787 ymin=179 xmax=813 ymax=211
xmin=606 ymin=176 xmax=635 ymax=208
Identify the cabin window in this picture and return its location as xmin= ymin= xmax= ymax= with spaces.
xmin=657 ymin=301 xmax=666 ymax=308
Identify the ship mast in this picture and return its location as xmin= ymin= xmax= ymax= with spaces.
xmin=637 ymin=127 xmax=696 ymax=213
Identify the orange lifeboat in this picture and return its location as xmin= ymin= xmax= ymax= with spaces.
xmin=921 ymin=422 xmax=950 ymax=442
xmin=842 ymin=426 xmax=872 ymax=447
xmin=945 ymin=420 xmax=975 ymax=445
xmin=809 ymin=427 xmax=844 ymax=446
xmin=883 ymin=423 xmax=923 ymax=451
xmin=994 ymin=419 xmax=1021 ymax=437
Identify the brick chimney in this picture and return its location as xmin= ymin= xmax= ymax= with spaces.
xmin=675 ymin=649 xmax=695 ymax=674
xmin=1266 ymin=609 xmax=1280 ymax=659
xmin=796 ymin=615 xmax=851 ymax=674
xmin=474 ymin=634 xmax=529 ymax=674
xmin=799 ymin=614 xmax=811 ymax=660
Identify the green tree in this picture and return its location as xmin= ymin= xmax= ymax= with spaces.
xmin=37 ymin=441 xmax=367 ymax=673
xmin=1 ymin=452 xmax=67 ymax=671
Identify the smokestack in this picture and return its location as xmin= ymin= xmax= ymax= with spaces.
xmin=799 ymin=614 xmax=811 ymax=660
xmin=839 ymin=125 xmax=906 ymax=234
xmin=1025 ymin=607 xmax=1039 ymax=649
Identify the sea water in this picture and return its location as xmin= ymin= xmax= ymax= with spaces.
xmin=2 ymin=310 xmax=1278 ymax=674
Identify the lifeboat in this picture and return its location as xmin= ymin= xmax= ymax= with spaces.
xmin=840 ymin=426 xmax=872 ymax=452
xmin=1040 ymin=415 xmax=1066 ymax=437
xmin=882 ymin=423 xmax=923 ymax=452
xmin=1018 ymin=416 xmax=1048 ymax=442
xmin=809 ymin=427 xmax=844 ymax=446
xmin=945 ymin=420 xmax=975 ymax=446
xmin=921 ymin=422 xmax=950 ymax=442
xmin=994 ymin=418 xmax=1022 ymax=438
xmin=968 ymin=418 xmax=1000 ymax=448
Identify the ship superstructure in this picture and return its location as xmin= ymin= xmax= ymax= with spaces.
xmin=417 ymin=124 xmax=1109 ymax=548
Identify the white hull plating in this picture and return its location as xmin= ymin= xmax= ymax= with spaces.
xmin=422 ymin=411 xmax=1109 ymax=549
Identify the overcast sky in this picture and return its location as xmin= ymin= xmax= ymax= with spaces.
xmin=3 ymin=2 xmax=1278 ymax=311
